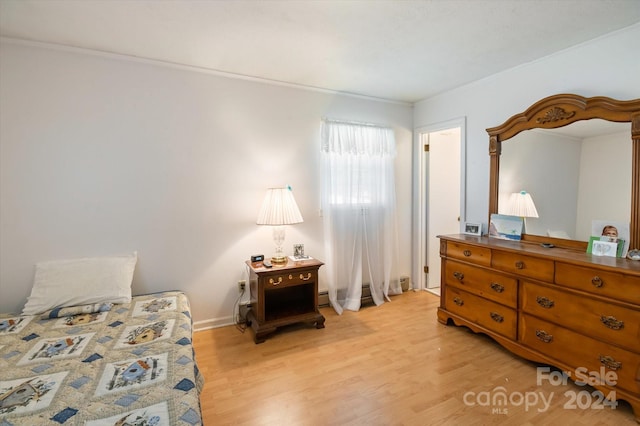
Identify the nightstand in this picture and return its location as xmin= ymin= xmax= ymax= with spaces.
xmin=245 ymin=258 xmax=325 ymax=343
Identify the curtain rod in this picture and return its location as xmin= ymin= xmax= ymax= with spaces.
xmin=321 ymin=117 xmax=390 ymax=129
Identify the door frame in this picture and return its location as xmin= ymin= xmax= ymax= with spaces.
xmin=412 ymin=117 xmax=467 ymax=291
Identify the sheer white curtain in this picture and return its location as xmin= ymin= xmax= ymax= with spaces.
xmin=321 ymin=120 xmax=401 ymax=314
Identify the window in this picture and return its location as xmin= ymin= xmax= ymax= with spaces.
xmin=320 ymin=119 xmax=401 ymax=314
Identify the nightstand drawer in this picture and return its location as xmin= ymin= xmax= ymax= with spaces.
xmin=555 ymin=262 xmax=640 ymax=305
xmin=445 ymin=241 xmax=491 ymax=267
xmin=520 ymin=314 xmax=640 ymax=394
xmin=492 ymin=250 xmax=554 ymax=282
xmin=263 ymin=270 xmax=318 ymax=290
xmin=521 ymin=281 xmax=640 ymax=353
xmin=444 ymin=260 xmax=517 ymax=308
xmin=445 ymin=286 xmax=516 ymax=339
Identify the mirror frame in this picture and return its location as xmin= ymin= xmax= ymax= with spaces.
xmin=487 ymin=94 xmax=640 ymax=250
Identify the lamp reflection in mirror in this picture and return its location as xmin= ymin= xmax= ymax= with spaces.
xmin=256 ymin=186 xmax=304 ymax=264
xmin=507 ymin=190 xmax=538 ymax=232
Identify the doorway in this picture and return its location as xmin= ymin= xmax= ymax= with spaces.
xmin=413 ymin=119 xmax=465 ymax=293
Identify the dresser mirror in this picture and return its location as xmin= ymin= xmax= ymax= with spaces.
xmin=487 ymin=94 xmax=640 ymax=250
xmin=498 ymin=120 xmax=631 ymax=241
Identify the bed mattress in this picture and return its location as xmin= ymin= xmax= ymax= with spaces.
xmin=0 ymin=291 xmax=203 ymax=425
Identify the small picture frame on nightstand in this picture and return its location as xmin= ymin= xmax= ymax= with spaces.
xmin=293 ymin=244 xmax=310 ymax=260
xmin=464 ymin=222 xmax=482 ymax=236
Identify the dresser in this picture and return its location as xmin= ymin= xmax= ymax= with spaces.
xmin=438 ymin=234 xmax=640 ymax=420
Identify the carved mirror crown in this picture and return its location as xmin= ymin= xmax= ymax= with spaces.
xmin=487 ymin=94 xmax=640 ymax=250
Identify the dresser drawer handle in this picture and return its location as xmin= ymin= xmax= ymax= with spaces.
xmin=299 ymin=273 xmax=312 ymax=281
xmin=490 ymin=282 xmax=504 ymax=293
xmin=515 ymin=261 xmax=525 ymax=269
xmin=600 ymin=315 xmax=624 ymax=330
xmin=269 ymin=277 xmax=283 ymax=285
xmin=453 ymin=271 xmax=464 ymax=281
xmin=463 ymin=249 xmax=472 ymax=257
xmin=453 ymin=297 xmax=464 ymax=306
xmin=536 ymin=296 xmax=555 ymax=309
xmin=535 ymin=329 xmax=553 ymax=343
xmin=599 ymin=355 xmax=622 ymax=371
xmin=490 ymin=312 xmax=504 ymax=323
xmin=591 ymin=276 xmax=604 ymax=288
xmin=289 ymin=274 xmax=293 ymax=280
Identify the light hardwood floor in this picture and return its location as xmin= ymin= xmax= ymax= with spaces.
xmin=193 ymin=291 xmax=637 ymax=425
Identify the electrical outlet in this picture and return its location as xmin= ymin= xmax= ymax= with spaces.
xmin=237 ymin=280 xmax=246 ymax=293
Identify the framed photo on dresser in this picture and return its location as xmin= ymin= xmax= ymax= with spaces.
xmin=463 ymin=222 xmax=482 ymax=236
xmin=590 ymin=219 xmax=630 ymax=258
xmin=488 ymin=214 xmax=523 ymax=241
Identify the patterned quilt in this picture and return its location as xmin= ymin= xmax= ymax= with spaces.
xmin=0 ymin=291 xmax=203 ymax=425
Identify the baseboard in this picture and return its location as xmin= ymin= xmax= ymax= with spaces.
xmin=196 ymin=279 xmax=411 ymax=331
xmin=318 ymin=283 xmax=374 ymax=308
xmin=319 ymin=276 xmax=411 ymax=308
xmin=193 ymin=316 xmax=234 ymax=332
xmin=318 ymin=291 xmax=330 ymax=307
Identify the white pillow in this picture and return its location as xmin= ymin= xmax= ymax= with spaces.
xmin=22 ymin=252 xmax=137 ymax=316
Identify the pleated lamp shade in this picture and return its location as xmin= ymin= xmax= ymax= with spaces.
xmin=507 ymin=190 xmax=539 ymax=218
xmin=257 ymin=187 xmax=303 ymax=225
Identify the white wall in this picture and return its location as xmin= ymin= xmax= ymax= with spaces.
xmin=0 ymin=40 xmax=413 ymax=326
xmin=500 ymin=127 xmax=632 ymax=239
xmin=414 ymin=24 xmax=640 ymax=233
xmin=576 ymin=131 xmax=631 ymax=241
xmin=499 ymin=130 xmax=582 ymax=238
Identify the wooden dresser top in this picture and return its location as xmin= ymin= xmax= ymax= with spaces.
xmin=438 ymin=234 xmax=640 ymax=276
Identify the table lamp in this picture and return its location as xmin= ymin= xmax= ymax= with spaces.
xmin=507 ymin=190 xmax=538 ymax=232
xmin=256 ymin=186 xmax=303 ymax=264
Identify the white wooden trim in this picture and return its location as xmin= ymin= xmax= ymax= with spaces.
xmin=412 ymin=117 xmax=466 ymax=291
xmin=0 ymin=36 xmax=411 ymax=106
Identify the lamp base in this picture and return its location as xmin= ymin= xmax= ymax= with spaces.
xmin=271 ymin=254 xmax=288 ymax=265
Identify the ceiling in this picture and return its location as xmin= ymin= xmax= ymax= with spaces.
xmin=1 ymin=0 xmax=639 ymax=103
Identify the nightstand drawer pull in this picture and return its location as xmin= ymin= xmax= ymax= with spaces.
xmin=591 ymin=276 xmax=604 ymax=288
xmin=269 ymin=277 xmax=283 ymax=285
xmin=289 ymin=274 xmax=293 ymax=280
xmin=490 ymin=312 xmax=504 ymax=323
xmin=453 ymin=297 xmax=464 ymax=306
xmin=536 ymin=296 xmax=555 ymax=309
xmin=463 ymin=249 xmax=472 ymax=257
xmin=535 ymin=329 xmax=553 ymax=343
xmin=599 ymin=355 xmax=622 ymax=371
xmin=299 ymin=273 xmax=312 ymax=281
xmin=489 ymin=282 xmax=504 ymax=293
xmin=600 ymin=315 xmax=624 ymax=330
xmin=453 ymin=271 xmax=464 ymax=281
xmin=515 ymin=261 xmax=525 ymax=269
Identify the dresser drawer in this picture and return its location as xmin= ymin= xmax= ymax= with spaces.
xmin=262 ymin=270 xmax=317 ymax=290
xmin=492 ymin=250 xmax=554 ymax=282
xmin=444 ymin=241 xmax=491 ymax=267
xmin=520 ymin=314 xmax=640 ymax=394
xmin=555 ymin=262 xmax=640 ymax=305
xmin=445 ymin=286 xmax=517 ymax=339
xmin=521 ymin=281 xmax=640 ymax=353
xmin=444 ymin=260 xmax=517 ymax=308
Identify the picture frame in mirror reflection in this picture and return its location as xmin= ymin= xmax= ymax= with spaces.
xmin=590 ymin=219 xmax=630 ymax=258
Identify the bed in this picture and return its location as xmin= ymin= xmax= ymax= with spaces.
xmin=0 ymin=254 xmax=204 ymax=425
